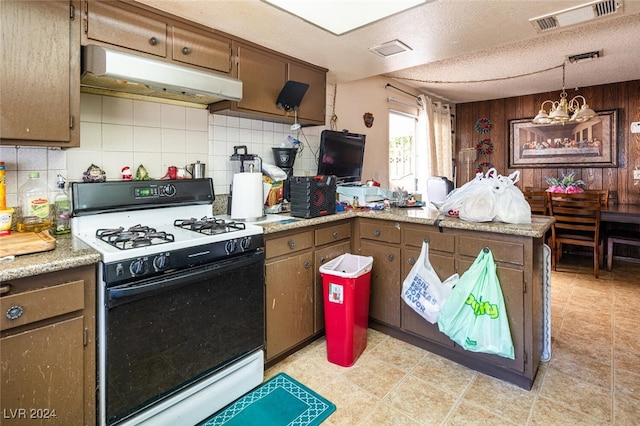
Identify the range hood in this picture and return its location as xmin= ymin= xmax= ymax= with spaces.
xmin=81 ymin=45 xmax=242 ymax=108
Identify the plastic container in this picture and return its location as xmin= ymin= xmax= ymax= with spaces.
xmin=319 ymin=253 xmax=373 ymax=367
xmin=0 ymin=161 xmax=6 ymax=210
xmin=52 ymin=174 xmax=71 ymax=234
xmin=17 ymin=172 xmax=50 ymax=233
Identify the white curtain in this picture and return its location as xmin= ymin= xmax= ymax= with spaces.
xmin=416 ymin=95 xmax=453 ymax=196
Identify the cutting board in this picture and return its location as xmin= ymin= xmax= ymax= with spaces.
xmin=0 ymin=231 xmax=56 ymax=257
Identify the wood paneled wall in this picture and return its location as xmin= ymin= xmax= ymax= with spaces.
xmin=455 ymin=80 xmax=640 ymax=205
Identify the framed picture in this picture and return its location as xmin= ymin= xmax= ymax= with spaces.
xmin=508 ymin=109 xmax=618 ymax=168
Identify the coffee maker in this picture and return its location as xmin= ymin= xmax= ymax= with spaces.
xmin=272 ymin=147 xmax=297 ymax=201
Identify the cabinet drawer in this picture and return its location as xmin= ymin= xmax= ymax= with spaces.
xmin=458 ymin=236 xmax=524 ymax=266
xmin=85 ymin=1 xmax=167 ymax=57
xmin=315 ymin=222 xmax=351 ymax=246
xmin=1 ymin=280 xmax=85 ymax=331
xmin=403 ymin=227 xmax=454 ymax=253
xmin=265 ymin=231 xmax=313 ymax=259
xmin=172 ymin=26 xmax=231 ymax=73
xmin=359 ymin=219 xmax=401 ymax=243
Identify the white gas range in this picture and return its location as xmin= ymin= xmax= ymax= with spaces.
xmin=71 ymin=179 xmax=265 ymax=426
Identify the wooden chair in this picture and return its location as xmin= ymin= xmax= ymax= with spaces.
xmin=585 ymin=189 xmax=610 ymax=206
xmin=607 ymin=231 xmax=640 ymax=271
xmin=523 ymin=190 xmax=549 ymax=215
xmin=548 ymin=192 xmax=602 ymax=278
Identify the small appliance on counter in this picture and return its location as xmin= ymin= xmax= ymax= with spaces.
xmin=229 ymin=146 xmax=265 ymax=221
xmin=427 ymin=176 xmax=454 ymax=210
xmin=289 ymin=175 xmax=336 ymax=218
xmin=272 ymin=146 xmax=297 ymax=201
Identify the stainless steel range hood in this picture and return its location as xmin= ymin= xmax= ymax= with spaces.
xmin=81 ymin=45 xmax=242 ymax=108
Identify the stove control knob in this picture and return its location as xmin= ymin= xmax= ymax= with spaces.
xmin=225 ymin=239 xmax=237 ymax=254
xmin=153 ymin=254 xmax=169 ymax=270
xmin=240 ymin=236 xmax=252 ymax=251
xmin=130 ymin=258 xmax=147 ymax=276
xmin=162 ymin=184 xmax=176 ymax=197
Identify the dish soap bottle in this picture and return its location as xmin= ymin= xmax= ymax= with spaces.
xmin=17 ymin=172 xmax=51 ymax=232
xmin=52 ymin=174 xmax=71 ymax=234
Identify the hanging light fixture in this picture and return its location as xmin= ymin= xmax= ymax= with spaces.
xmin=532 ymin=62 xmax=597 ymax=125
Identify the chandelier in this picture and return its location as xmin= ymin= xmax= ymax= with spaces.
xmin=532 ymin=63 xmax=597 ymax=125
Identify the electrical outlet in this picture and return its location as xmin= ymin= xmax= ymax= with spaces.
xmin=634 ymin=169 xmax=640 ymax=180
xmin=631 ymin=122 xmax=640 ymax=134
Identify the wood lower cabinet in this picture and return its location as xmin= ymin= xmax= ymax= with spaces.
xmin=0 ymin=265 xmax=96 ymax=425
xmin=0 ymin=0 xmax=80 ymax=147
xmin=264 ymin=230 xmax=314 ymax=361
xmin=356 ymin=219 xmax=402 ymax=327
xmin=400 ymin=225 xmax=456 ymax=347
xmin=313 ymin=221 xmax=352 ymax=333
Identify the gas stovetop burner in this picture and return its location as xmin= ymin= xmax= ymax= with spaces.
xmin=96 ymin=225 xmax=175 ymax=250
xmin=174 ymin=217 xmax=246 ymax=235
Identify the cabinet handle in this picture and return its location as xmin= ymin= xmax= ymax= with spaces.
xmin=0 ymin=284 xmax=11 ymax=295
xmin=387 ymin=253 xmax=395 ymax=262
xmin=408 ymin=257 xmax=416 ymax=266
xmin=374 ymin=229 xmax=381 ymax=237
xmin=288 ymin=240 xmax=296 ymax=249
xmin=332 ymin=231 xmax=339 ymax=239
xmin=320 ymin=257 xmax=327 ymax=264
xmin=182 ymin=46 xmax=191 ymax=55
xmin=303 ymin=260 xmax=311 ymax=269
xmin=6 ymin=305 xmax=23 ymax=320
xmin=149 ymin=36 xmax=159 ymax=46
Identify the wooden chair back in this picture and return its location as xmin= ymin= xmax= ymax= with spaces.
xmin=548 ymin=192 xmax=602 ymax=277
xmin=585 ymin=189 xmax=610 ymax=206
xmin=523 ymin=190 xmax=549 ymax=215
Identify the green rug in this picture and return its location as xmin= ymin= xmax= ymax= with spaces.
xmin=198 ymin=373 xmax=336 ymax=426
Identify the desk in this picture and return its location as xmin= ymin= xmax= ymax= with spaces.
xmin=602 ymin=204 xmax=640 ymax=225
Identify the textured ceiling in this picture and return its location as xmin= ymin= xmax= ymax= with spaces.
xmin=137 ymin=0 xmax=640 ymax=103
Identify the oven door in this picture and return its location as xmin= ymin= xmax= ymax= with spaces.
xmin=102 ymin=250 xmax=265 ymax=425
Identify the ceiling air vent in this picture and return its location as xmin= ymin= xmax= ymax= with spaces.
xmin=529 ymin=0 xmax=622 ymax=33
xmin=369 ymin=40 xmax=412 ymax=58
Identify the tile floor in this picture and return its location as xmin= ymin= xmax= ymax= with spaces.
xmin=265 ymin=257 xmax=640 ymax=425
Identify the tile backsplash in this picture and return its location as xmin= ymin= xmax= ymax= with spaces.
xmin=1 ymin=92 xmax=327 ymax=208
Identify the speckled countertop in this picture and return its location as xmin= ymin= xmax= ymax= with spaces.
xmin=258 ymin=207 xmax=554 ymax=239
xmin=0 ymin=235 xmax=101 ymax=282
xmin=0 ymin=208 xmax=553 ymax=282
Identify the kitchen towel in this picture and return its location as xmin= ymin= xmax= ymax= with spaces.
xmin=198 ymin=373 xmax=335 ymax=426
xmin=230 ymin=172 xmax=264 ymax=220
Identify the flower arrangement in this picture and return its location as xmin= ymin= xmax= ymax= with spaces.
xmin=545 ymin=172 xmax=586 ymax=193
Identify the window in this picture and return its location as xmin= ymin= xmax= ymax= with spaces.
xmin=389 ymin=111 xmax=417 ymax=191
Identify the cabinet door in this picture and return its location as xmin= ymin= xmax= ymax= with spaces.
xmin=265 ymin=252 xmax=314 ymax=360
xmin=359 ymin=240 xmax=401 ymax=327
xmin=1 ymin=317 xmax=84 ymax=425
xmin=288 ymin=62 xmax=326 ymax=124
xmin=400 ymin=246 xmax=455 ymax=347
xmin=456 ymin=258 xmax=525 ymax=372
xmin=84 ymin=0 xmax=167 ymax=57
xmin=236 ymin=44 xmax=287 ymax=116
xmin=314 ymin=241 xmax=351 ymax=333
xmin=1 ymin=0 xmax=79 ymax=146
xmin=172 ymin=25 xmax=231 ymax=73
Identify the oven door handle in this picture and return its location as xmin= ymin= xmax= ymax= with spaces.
xmin=108 ymin=251 xmax=264 ymax=300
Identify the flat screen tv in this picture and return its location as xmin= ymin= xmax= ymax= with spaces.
xmin=317 ymin=130 xmax=366 ymax=184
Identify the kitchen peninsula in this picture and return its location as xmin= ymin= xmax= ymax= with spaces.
xmin=1 ymin=208 xmax=553 ymax=393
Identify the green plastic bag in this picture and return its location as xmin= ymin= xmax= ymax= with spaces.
xmin=437 ymin=248 xmax=515 ymax=359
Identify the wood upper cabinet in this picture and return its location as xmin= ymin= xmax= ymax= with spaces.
xmin=83 ymin=0 xmax=168 ymax=57
xmin=1 ymin=265 xmax=96 ymax=426
xmin=171 ymin=25 xmax=232 ymax=73
xmin=0 ymin=0 xmax=80 ymax=147
xmin=210 ymin=41 xmax=327 ymax=126
xmin=234 ymin=43 xmax=287 ymax=116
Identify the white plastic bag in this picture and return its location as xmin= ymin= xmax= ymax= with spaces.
xmin=442 ymin=169 xmax=496 ymax=217
xmin=401 ymin=239 xmax=459 ymax=323
xmin=491 ymin=171 xmax=531 ymax=224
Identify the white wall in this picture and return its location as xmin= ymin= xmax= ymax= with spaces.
xmin=1 ymin=87 xmax=333 ymax=208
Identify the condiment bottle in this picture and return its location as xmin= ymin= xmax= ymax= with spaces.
xmin=17 ymin=172 xmax=51 ymax=232
xmin=0 ymin=162 xmax=6 ymax=209
xmin=52 ymin=174 xmax=71 ymax=234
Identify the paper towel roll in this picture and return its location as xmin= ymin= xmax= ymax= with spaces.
xmin=231 ymin=173 xmax=265 ymax=220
